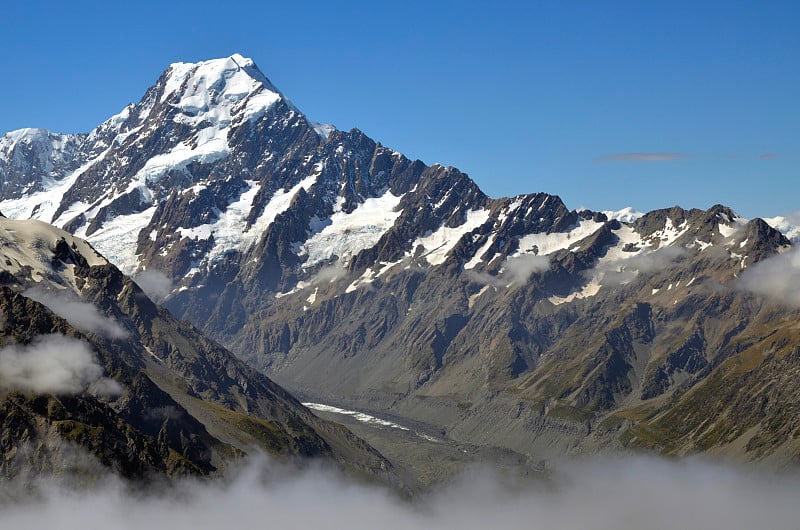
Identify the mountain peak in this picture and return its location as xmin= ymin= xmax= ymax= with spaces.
xmin=2 ymin=128 xmax=51 ymax=141
xmin=159 ymin=53 xmax=282 ymax=115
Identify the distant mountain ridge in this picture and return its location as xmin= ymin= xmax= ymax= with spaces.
xmin=2 ymin=54 xmax=800 ymax=465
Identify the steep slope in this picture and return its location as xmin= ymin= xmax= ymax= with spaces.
xmin=237 ymin=203 xmax=800 ymax=461
xmin=0 ymin=215 xmax=396 ymax=483
xmin=2 ymin=54 xmax=800 ymax=466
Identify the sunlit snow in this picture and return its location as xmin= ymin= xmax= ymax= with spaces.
xmin=1 ymin=148 xmax=112 ymax=224
xmin=515 ymin=219 xmax=605 ymax=258
xmin=77 ymin=206 xmax=158 ymax=275
xmin=463 ymin=235 xmax=496 ymax=270
xmin=413 ymin=209 xmax=490 ymax=266
xmin=137 ymin=55 xmax=282 ymax=186
xmin=301 ymin=190 xmax=403 ymax=268
xmin=602 ymin=207 xmax=644 ymax=223
xmin=0 ymin=218 xmax=106 ymax=288
xmin=763 ymin=216 xmax=800 ymax=242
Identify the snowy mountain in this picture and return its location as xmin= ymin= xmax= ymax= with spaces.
xmin=763 ymin=215 xmax=800 ymax=242
xmin=2 ymin=54 xmax=800 ymax=467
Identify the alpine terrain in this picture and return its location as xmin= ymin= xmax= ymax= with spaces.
xmin=0 ymin=213 xmax=396 ymax=484
xmin=2 ymin=54 xmax=800 ymax=478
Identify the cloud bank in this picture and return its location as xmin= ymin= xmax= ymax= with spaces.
xmin=1 ymin=456 xmax=798 ymax=530
xmin=23 ymin=288 xmax=128 ymax=339
xmin=737 ymin=247 xmax=800 ymax=307
xmin=0 ymin=334 xmax=120 ymax=395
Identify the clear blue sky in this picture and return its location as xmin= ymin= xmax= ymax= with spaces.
xmin=1 ymin=1 xmax=797 ymax=218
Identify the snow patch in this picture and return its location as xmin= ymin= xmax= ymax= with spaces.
xmin=515 ymin=219 xmax=605 ymax=257
xmin=464 ymin=235 xmax=495 ymax=270
xmin=718 ymin=222 xmax=740 ymax=239
xmin=301 ymin=190 xmax=403 ymax=268
xmin=647 ymin=217 xmax=689 ymax=246
xmin=413 ymin=209 xmax=490 ymax=266
xmin=548 ymin=278 xmax=602 ymax=305
xmin=251 ymin=174 xmax=318 ymax=237
xmin=309 ymin=120 xmax=335 ymax=139
xmin=78 ymin=206 xmax=157 ymax=275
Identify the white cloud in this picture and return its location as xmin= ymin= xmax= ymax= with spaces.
xmin=0 ymin=334 xmax=120 ymax=395
xmin=467 ymin=255 xmax=549 ymax=287
xmin=133 ymin=269 xmax=173 ymax=300
xmin=502 ymin=254 xmax=550 ymax=284
xmin=23 ymin=288 xmax=128 ymax=339
xmin=1 ymin=456 xmax=799 ymax=529
xmin=737 ymin=247 xmax=800 ymax=307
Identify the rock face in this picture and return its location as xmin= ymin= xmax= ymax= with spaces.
xmin=0 ymin=217 xmax=395 ymax=483
xmin=0 ymin=129 xmax=86 ymax=200
xmin=2 ymin=54 xmax=800 ymax=464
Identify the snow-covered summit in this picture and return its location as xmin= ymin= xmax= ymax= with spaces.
xmin=763 ymin=215 xmax=800 ymax=242
xmin=602 ymin=207 xmax=644 ymax=223
xmin=0 ymin=128 xmax=81 ymax=156
xmin=160 ymin=54 xmax=281 ymax=117
xmin=0 ymin=53 xmax=345 ymax=276
xmin=2 ymin=128 xmax=54 ymax=143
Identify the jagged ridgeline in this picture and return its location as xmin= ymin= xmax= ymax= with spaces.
xmin=2 ymin=54 xmax=799 ymax=466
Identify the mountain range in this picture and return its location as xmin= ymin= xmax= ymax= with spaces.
xmin=2 ymin=54 xmax=799 ymax=480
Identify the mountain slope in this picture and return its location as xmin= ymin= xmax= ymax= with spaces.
xmin=0 ymin=215 xmax=396 ymax=483
xmin=2 ymin=54 xmax=799 ymax=466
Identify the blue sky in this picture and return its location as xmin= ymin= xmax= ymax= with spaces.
xmin=1 ymin=1 xmax=797 ymax=218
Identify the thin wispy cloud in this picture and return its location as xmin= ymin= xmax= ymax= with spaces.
xmin=23 ymin=287 xmax=128 ymax=339
xmin=595 ymin=152 xmax=690 ymax=163
xmin=759 ymin=153 xmax=779 ymax=159
xmin=587 ymin=246 xmax=688 ymax=286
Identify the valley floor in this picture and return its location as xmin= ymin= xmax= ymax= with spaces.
xmin=299 ymin=397 xmax=545 ymax=488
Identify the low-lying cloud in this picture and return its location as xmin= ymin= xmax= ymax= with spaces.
xmin=311 ymin=262 xmax=348 ymax=285
xmin=467 ymin=254 xmax=550 ymax=287
xmin=1 ymin=456 xmax=798 ymax=529
xmin=24 ymin=287 xmax=128 ymax=339
xmin=737 ymin=247 xmax=800 ymax=307
xmin=133 ymin=269 xmax=173 ymax=300
xmin=0 ymin=334 xmax=120 ymax=395
xmin=595 ymin=152 xmax=690 ymax=163
xmin=591 ymin=245 xmax=688 ymax=286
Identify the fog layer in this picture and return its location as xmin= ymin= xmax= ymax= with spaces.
xmin=1 ymin=456 xmax=797 ymax=530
